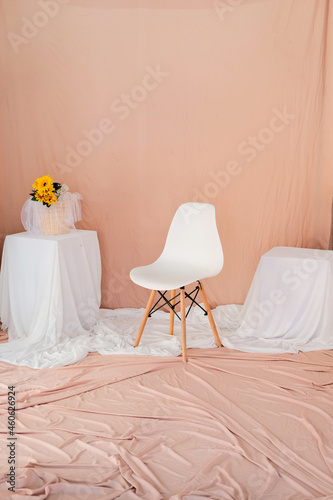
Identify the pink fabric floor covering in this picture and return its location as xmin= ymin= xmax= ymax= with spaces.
xmin=1 ymin=348 xmax=333 ymax=499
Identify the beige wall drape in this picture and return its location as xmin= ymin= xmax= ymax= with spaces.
xmin=0 ymin=0 xmax=332 ymax=308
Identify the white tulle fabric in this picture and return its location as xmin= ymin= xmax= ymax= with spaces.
xmin=21 ymin=192 xmax=82 ymax=235
xmin=1 ymin=240 xmax=333 ymax=369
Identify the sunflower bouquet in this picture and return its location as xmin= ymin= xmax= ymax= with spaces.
xmin=30 ymin=175 xmax=69 ymax=208
xmin=22 ymin=175 xmax=82 ymax=235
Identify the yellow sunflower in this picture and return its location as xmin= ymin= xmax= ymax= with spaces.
xmin=47 ymin=194 xmax=57 ymax=205
xmin=32 ymin=175 xmax=54 ymax=193
xmin=34 ymin=192 xmax=44 ymax=203
xmin=41 ymin=190 xmax=57 ymax=206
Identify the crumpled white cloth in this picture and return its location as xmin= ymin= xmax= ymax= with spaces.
xmin=1 ymin=244 xmax=333 ymax=369
xmin=0 ymin=294 xmax=332 ymax=369
xmin=0 ymin=305 xmax=219 ymax=369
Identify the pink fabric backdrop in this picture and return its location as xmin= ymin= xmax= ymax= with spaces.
xmin=0 ymin=0 xmax=332 ymax=309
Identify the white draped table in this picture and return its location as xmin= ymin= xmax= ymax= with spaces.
xmin=0 ymin=230 xmax=102 ymax=367
xmin=218 ymin=246 xmax=333 ymax=353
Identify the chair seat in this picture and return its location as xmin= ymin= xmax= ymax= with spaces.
xmin=130 ymin=260 xmax=218 ymax=290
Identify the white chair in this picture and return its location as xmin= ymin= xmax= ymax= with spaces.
xmin=130 ymin=202 xmax=224 ymax=362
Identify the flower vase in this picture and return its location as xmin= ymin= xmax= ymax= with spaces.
xmin=21 ymin=192 xmax=82 ymax=236
xmin=38 ymin=201 xmax=70 ymax=235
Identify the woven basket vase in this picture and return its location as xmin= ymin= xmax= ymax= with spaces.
xmin=39 ymin=202 xmax=70 ymax=235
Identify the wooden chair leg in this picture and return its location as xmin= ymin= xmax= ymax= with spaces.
xmin=198 ymin=281 xmax=222 ymax=347
xmin=169 ymin=289 xmax=176 ymax=335
xmin=180 ymin=287 xmax=187 ymax=362
xmin=134 ymin=290 xmax=156 ymax=347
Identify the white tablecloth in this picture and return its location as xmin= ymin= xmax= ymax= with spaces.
xmin=0 ymin=230 xmax=102 ymax=367
xmin=217 ymin=246 xmax=333 ymax=353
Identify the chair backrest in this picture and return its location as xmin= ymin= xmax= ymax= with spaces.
xmin=158 ymin=202 xmax=224 ymax=277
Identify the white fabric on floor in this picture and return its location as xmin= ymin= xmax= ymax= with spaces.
xmin=1 ymin=242 xmax=333 ymax=369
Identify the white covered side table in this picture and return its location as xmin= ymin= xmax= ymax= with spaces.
xmin=220 ymin=246 xmax=333 ymax=353
xmin=0 ymin=230 xmax=101 ymax=367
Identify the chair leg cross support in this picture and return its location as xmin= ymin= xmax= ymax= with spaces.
xmin=133 ymin=282 xmax=222 ymax=362
xmin=149 ymin=290 xmax=181 ymax=320
xmin=149 ymin=285 xmax=206 ymax=319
